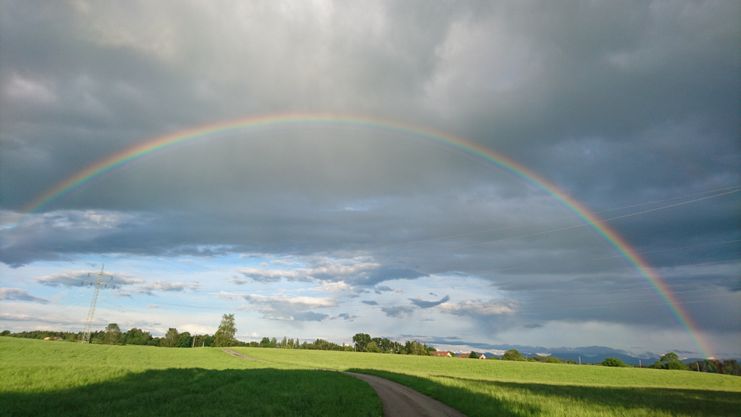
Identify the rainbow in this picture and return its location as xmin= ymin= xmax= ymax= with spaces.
xmin=22 ymin=113 xmax=715 ymax=358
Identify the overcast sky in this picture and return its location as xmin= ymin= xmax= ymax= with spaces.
xmin=1 ymin=0 xmax=739 ymax=357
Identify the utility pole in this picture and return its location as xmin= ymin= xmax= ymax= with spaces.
xmin=639 ymin=359 xmax=642 ymax=368
xmin=81 ymin=265 xmax=106 ymax=343
xmin=578 ymin=356 xmax=581 ymax=365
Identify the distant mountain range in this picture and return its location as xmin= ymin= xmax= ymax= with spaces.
xmin=446 ymin=344 xmax=738 ymax=365
xmin=447 ymin=344 xmax=662 ymax=365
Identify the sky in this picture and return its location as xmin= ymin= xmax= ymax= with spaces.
xmin=0 ymin=0 xmax=739 ymax=358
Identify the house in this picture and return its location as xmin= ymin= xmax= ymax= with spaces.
xmin=431 ymin=351 xmax=452 ymax=357
xmin=456 ymin=352 xmax=488 ymax=359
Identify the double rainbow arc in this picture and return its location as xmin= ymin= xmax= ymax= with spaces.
xmin=22 ymin=113 xmax=715 ymax=358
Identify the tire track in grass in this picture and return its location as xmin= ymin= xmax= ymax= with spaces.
xmin=346 ymin=372 xmax=467 ymax=417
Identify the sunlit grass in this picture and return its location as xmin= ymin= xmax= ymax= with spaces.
xmin=236 ymin=346 xmax=741 ymax=417
xmin=0 ymin=338 xmax=381 ymax=417
xmin=3 ymin=337 xmax=740 ymax=417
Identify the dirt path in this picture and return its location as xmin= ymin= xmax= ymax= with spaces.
xmin=222 ymin=348 xmax=254 ymax=360
xmin=345 ymin=372 xmax=467 ymax=417
xmin=221 ymin=348 xmax=270 ymax=363
xmin=220 ymin=350 xmax=466 ymax=416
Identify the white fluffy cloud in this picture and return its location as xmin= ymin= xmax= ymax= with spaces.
xmin=440 ymin=299 xmax=518 ymax=317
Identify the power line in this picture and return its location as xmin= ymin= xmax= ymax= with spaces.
xmin=364 ymin=186 xmax=740 ymax=251
xmin=491 ymin=240 xmax=740 ymax=273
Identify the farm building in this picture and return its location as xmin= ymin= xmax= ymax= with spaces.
xmin=456 ymin=352 xmax=488 ymax=359
xmin=431 ymin=351 xmax=452 ymax=357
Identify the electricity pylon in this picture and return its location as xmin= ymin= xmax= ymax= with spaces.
xmin=81 ymin=265 xmax=107 ymax=343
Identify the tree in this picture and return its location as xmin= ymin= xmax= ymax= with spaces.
xmin=469 ymin=351 xmax=480 ymax=359
xmin=176 ymin=332 xmax=193 ymax=348
xmin=213 ymin=313 xmax=237 ymax=347
xmin=366 ymin=341 xmax=381 ymax=353
xmin=652 ymin=352 xmax=688 ymax=370
xmin=601 ymin=357 xmax=627 ymax=367
xmin=124 ymin=328 xmax=152 ymax=345
xmin=103 ymin=323 xmax=122 ymax=345
xmin=161 ymin=328 xmax=179 ymax=347
xmin=503 ymin=349 xmax=526 ymax=361
xmin=90 ymin=330 xmax=105 ymax=344
xmin=352 ymin=333 xmax=371 ymax=352
xmin=404 ymin=340 xmax=430 ymax=356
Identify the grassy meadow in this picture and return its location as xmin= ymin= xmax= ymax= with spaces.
xmin=234 ymin=347 xmax=741 ymax=417
xmin=0 ymin=337 xmax=381 ymax=417
xmin=2 ymin=337 xmax=741 ymax=417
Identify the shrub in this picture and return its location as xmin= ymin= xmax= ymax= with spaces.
xmin=602 ymin=357 xmax=627 ymax=367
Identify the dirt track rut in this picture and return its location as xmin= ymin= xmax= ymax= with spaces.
xmin=345 ymin=372 xmax=467 ymax=417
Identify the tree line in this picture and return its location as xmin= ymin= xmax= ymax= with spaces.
xmin=0 ymin=314 xmax=239 ymax=348
xmin=351 ymin=333 xmax=434 ymax=355
xmin=232 ymin=332 xmax=434 ymax=355
xmin=3 ymin=318 xmax=737 ymax=374
xmin=498 ymin=348 xmax=741 ymax=376
xmin=0 ymin=315 xmax=434 ymax=356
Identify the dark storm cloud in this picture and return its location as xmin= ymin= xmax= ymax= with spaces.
xmin=291 ymin=312 xmax=329 ymax=322
xmin=381 ymin=305 xmax=414 ymax=318
xmin=361 ymin=267 xmax=429 ymax=286
xmin=374 ymin=286 xmax=394 ymax=294
xmin=137 ymin=281 xmax=199 ymax=295
xmin=1 ymin=0 xmax=738 ymax=347
xmin=409 ymin=295 xmax=449 ymax=309
xmin=332 ymin=313 xmax=358 ymax=321
xmin=0 ymin=313 xmax=77 ymax=325
xmin=0 ymin=288 xmax=48 ymax=304
xmin=37 ymin=271 xmax=141 ymax=289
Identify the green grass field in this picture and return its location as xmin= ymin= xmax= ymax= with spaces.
xmin=233 ymin=347 xmax=741 ymax=417
xmin=0 ymin=337 xmax=381 ymax=417
xmin=2 ymin=337 xmax=740 ymax=417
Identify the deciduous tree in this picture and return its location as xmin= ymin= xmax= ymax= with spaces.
xmin=352 ymin=333 xmax=371 ymax=352
xmin=124 ymin=328 xmax=152 ymax=345
xmin=652 ymin=352 xmax=688 ymax=370
xmin=503 ymin=349 xmax=526 ymax=361
xmin=103 ymin=323 xmax=122 ymax=345
xmin=213 ymin=313 xmax=237 ymax=347
xmin=161 ymin=328 xmax=179 ymax=347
